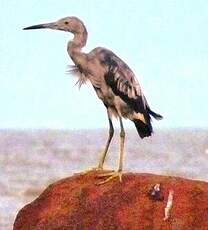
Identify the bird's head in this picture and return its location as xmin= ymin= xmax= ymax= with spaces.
xmin=23 ymin=16 xmax=85 ymax=34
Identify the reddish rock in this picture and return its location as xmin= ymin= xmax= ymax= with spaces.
xmin=14 ymin=171 xmax=208 ymax=230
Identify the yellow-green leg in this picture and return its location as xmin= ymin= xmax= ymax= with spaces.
xmin=97 ymin=116 xmax=114 ymax=169
xmin=97 ymin=117 xmax=125 ymax=185
xmin=78 ymin=114 xmax=114 ymax=175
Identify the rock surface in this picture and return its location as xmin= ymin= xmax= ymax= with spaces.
xmin=14 ymin=171 xmax=208 ymax=229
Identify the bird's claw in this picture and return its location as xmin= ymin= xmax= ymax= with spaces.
xmin=75 ymin=166 xmax=103 ymax=176
xmin=96 ymin=171 xmax=123 ymax=185
xmin=91 ymin=166 xmax=104 ymax=171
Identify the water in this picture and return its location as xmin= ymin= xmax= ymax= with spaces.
xmin=0 ymin=129 xmax=207 ymax=229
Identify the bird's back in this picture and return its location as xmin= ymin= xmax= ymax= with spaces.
xmin=87 ymin=47 xmax=147 ymax=110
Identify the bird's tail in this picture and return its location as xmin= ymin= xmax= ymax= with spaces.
xmin=133 ymin=118 xmax=153 ymax=139
xmin=148 ymin=108 xmax=163 ymax=120
xmin=133 ymin=109 xmax=163 ymax=139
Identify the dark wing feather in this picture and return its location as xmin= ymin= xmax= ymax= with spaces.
xmin=102 ymin=50 xmax=147 ymax=113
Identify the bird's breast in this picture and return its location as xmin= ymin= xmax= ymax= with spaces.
xmin=94 ymin=86 xmax=115 ymax=106
xmin=94 ymin=86 xmax=136 ymax=119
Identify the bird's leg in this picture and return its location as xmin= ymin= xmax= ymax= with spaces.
xmin=97 ymin=116 xmax=114 ymax=169
xmin=97 ymin=117 xmax=125 ymax=185
xmin=77 ymin=114 xmax=114 ymax=175
xmin=118 ymin=117 xmax=125 ymax=173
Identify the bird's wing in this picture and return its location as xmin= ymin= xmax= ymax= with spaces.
xmin=102 ymin=49 xmax=147 ymax=113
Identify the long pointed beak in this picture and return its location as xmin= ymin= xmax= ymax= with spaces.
xmin=23 ymin=22 xmax=55 ymax=30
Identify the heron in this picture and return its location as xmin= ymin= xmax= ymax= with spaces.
xmin=23 ymin=16 xmax=163 ymax=184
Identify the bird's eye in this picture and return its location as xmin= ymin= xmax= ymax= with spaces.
xmin=65 ymin=21 xmax=69 ymax=25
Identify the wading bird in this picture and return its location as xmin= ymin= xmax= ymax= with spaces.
xmin=23 ymin=16 xmax=163 ymax=184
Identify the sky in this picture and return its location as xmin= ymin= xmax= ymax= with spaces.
xmin=0 ymin=0 xmax=208 ymax=129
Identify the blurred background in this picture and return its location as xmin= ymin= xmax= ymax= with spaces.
xmin=0 ymin=0 xmax=208 ymax=229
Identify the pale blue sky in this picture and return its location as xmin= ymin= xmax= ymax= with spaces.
xmin=0 ymin=0 xmax=207 ymax=129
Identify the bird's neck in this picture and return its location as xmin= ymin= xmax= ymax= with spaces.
xmin=67 ymin=28 xmax=88 ymax=66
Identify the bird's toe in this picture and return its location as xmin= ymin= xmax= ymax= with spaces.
xmin=96 ymin=171 xmax=123 ymax=185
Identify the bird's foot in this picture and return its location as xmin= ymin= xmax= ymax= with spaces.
xmin=76 ymin=166 xmax=104 ymax=176
xmin=96 ymin=170 xmax=123 ymax=185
